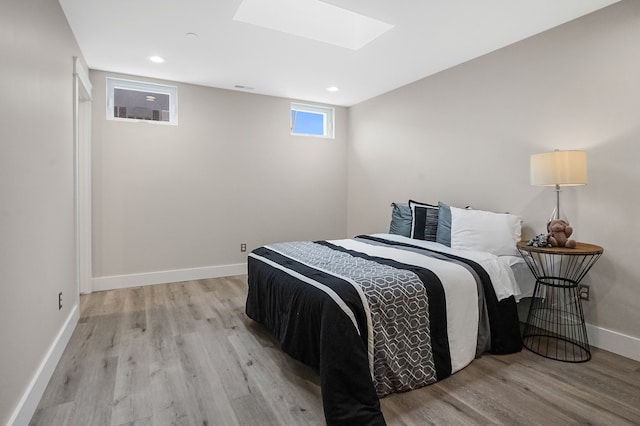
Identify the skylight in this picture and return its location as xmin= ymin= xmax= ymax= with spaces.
xmin=233 ymin=0 xmax=394 ymax=50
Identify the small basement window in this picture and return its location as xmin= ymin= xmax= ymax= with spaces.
xmin=290 ymin=103 xmax=334 ymax=138
xmin=106 ymin=77 xmax=178 ymax=125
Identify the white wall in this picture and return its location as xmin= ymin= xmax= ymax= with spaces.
xmin=91 ymin=71 xmax=348 ymax=283
xmin=0 ymin=1 xmax=83 ymax=424
xmin=348 ymin=0 xmax=640 ymax=341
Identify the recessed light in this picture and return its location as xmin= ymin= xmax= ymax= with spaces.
xmin=149 ymin=55 xmax=165 ymax=63
xmin=326 ymin=86 xmax=339 ymax=92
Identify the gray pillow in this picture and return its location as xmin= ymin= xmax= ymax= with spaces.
xmin=389 ymin=202 xmax=412 ymax=237
xmin=436 ymin=201 xmax=452 ymax=247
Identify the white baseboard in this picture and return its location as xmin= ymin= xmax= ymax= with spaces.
xmin=92 ymin=263 xmax=248 ymax=292
xmin=587 ymin=323 xmax=640 ymax=362
xmin=9 ymin=305 xmax=79 ymax=426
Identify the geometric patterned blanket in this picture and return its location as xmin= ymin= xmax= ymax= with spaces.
xmin=268 ymin=240 xmax=440 ymax=397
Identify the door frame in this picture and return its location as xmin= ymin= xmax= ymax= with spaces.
xmin=73 ymin=57 xmax=93 ymax=298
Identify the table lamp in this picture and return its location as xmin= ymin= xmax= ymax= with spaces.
xmin=530 ymin=150 xmax=587 ymax=223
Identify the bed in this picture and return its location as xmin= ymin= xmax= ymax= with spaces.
xmin=246 ymin=224 xmax=528 ymax=425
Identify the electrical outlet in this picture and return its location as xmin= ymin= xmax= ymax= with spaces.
xmin=241 ymin=243 xmax=247 ymax=252
xmin=58 ymin=292 xmax=63 ymax=310
xmin=578 ymin=284 xmax=590 ymax=301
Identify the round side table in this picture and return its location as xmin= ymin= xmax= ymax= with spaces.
xmin=516 ymin=241 xmax=603 ymax=362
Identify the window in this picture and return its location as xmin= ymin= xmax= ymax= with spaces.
xmin=106 ymin=77 xmax=178 ymax=125
xmin=290 ymin=103 xmax=334 ymax=138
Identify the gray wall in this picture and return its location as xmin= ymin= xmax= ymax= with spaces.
xmin=348 ymin=0 xmax=640 ymax=339
xmin=91 ymin=71 xmax=348 ymax=278
xmin=0 ymin=1 xmax=83 ymax=423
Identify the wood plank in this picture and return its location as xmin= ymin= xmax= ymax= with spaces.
xmin=147 ymin=334 xmax=196 ymax=426
xmin=110 ymin=328 xmax=152 ymax=426
xmin=227 ymin=331 xmax=324 ymax=425
xmin=173 ymin=332 xmax=240 ymax=425
xmin=29 ymin=401 xmax=74 ymax=426
xmin=65 ymin=355 xmax=118 ymax=425
xmin=34 ymin=322 xmax=96 ymax=408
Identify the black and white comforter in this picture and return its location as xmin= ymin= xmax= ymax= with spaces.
xmin=246 ymin=234 xmax=522 ymax=426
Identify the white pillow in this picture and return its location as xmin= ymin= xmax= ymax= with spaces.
xmin=450 ymin=207 xmax=522 ymax=256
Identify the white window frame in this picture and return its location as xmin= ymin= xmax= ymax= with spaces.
xmin=290 ymin=102 xmax=335 ymax=139
xmin=106 ymin=77 xmax=178 ymax=125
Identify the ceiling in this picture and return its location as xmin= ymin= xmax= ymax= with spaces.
xmin=59 ymin=0 xmax=619 ymax=107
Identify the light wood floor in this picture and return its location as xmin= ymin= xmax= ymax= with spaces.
xmin=31 ymin=276 xmax=640 ymax=425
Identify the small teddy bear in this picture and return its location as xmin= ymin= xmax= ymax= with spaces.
xmin=547 ymin=219 xmax=577 ymax=248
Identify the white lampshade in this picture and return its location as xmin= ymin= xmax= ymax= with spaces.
xmin=530 ymin=150 xmax=587 ymax=187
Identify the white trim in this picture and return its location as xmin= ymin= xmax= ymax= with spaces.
xmin=9 ymin=306 xmax=79 ymax=426
xmin=587 ymin=323 xmax=640 ymax=362
xmin=73 ymin=56 xmax=93 ymax=296
xmin=73 ymin=57 xmax=92 ymax=98
xmin=92 ymin=263 xmax=248 ymax=291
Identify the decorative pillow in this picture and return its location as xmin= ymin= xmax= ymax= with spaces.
xmin=389 ymin=202 xmax=412 ymax=237
xmin=436 ymin=201 xmax=452 ymax=247
xmin=409 ymin=200 xmax=439 ymax=241
xmin=450 ymin=206 xmax=522 ymax=256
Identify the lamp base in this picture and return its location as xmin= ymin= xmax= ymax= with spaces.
xmin=549 ymin=206 xmax=569 ymax=225
xmin=549 ymin=184 xmax=570 ymax=225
